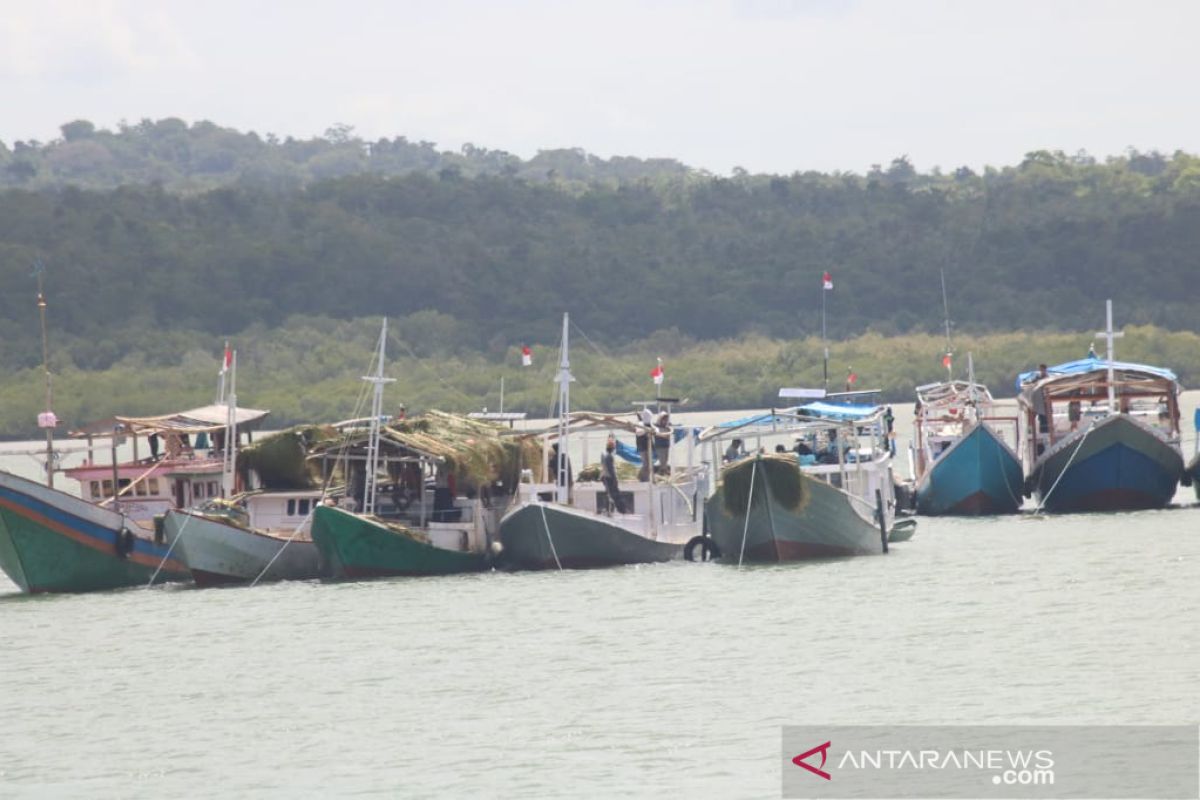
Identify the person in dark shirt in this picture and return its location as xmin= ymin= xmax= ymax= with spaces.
xmin=600 ymin=438 xmax=626 ymax=514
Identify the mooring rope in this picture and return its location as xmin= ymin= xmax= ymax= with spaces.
xmin=1033 ymin=420 xmax=1097 ymax=515
xmin=538 ymin=503 xmax=563 ymax=571
xmin=145 ymin=510 xmax=193 ymax=588
xmin=249 ymin=506 xmax=317 ymax=587
xmin=737 ymin=459 xmax=758 ymax=569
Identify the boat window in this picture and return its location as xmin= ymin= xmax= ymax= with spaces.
xmin=118 ymin=479 xmax=131 ymax=492
xmin=102 ymin=479 xmax=114 ymax=498
xmin=209 ymin=481 xmax=219 ymax=497
xmin=148 ymin=478 xmax=160 ymax=495
xmin=135 ymin=481 xmax=147 ymax=496
xmin=298 ymin=499 xmax=310 ymax=516
xmin=195 ymin=483 xmax=206 ymax=499
xmin=287 ymin=499 xmax=296 ymax=516
xmin=90 ymin=480 xmax=101 ymax=499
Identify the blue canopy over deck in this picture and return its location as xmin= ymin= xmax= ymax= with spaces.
xmin=1015 ymin=357 xmax=1178 ymax=391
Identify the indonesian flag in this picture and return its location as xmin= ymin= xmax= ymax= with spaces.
xmin=222 ymin=341 xmax=232 ymax=374
xmin=847 ymin=370 xmax=857 ymax=385
xmin=942 ymin=353 xmax=952 ymax=369
xmin=521 ymin=345 xmax=532 ymax=367
xmin=651 ymin=360 xmax=664 ymax=386
xmin=822 ymin=271 xmax=833 ymax=290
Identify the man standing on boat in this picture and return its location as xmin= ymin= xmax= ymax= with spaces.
xmin=600 ymin=437 xmax=626 ymax=514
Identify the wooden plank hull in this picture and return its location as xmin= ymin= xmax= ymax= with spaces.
xmin=499 ymin=503 xmax=682 ymax=570
xmin=0 ymin=469 xmax=188 ymax=593
xmin=1028 ymin=414 xmax=1183 ymax=512
xmin=706 ymin=456 xmax=885 ymax=563
xmin=310 ymin=505 xmax=487 ymax=579
xmin=915 ymin=424 xmax=1024 ymax=516
xmin=164 ymin=510 xmax=322 ymax=587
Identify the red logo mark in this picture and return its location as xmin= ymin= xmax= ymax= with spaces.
xmin=792 ymin=741 xmax=832 ymax=780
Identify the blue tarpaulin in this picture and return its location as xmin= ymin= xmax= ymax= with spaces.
xmin=1015 ymin=357 xmax=1177 ymax=391
xmin=796 ymin=402 xmax=879 ymax=421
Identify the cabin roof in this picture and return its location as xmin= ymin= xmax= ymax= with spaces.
xmin=1015 ymin=357 xmax=1177 ymax=391
xmin=69 ymin=404 xmax=271 ymax=437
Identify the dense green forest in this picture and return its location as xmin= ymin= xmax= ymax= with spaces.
xmin=2 ymin=118 xmax=1199 ymax=435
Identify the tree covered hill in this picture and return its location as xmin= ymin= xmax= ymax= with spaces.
xmin=0 ymin=119 xmax=693 ymax=193
xmin=3 ymin=137 xmax=1200 ymax=376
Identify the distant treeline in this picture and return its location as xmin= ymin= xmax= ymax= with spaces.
xmin=2 ymin=118 xmax=1200 ymax=435
xmin=1 ymin=320 xmax=1197 ymax=439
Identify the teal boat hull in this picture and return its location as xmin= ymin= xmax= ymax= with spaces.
xmin=915 ymin=424 xmax=1023 ymax=515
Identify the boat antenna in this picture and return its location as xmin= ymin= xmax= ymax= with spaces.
xmin=554 ymin=313 xmax=574 ymax=505
xmin=939 ymin=266 xmax=953 ymax=380
xmin=362 ymin=319 xmax=395 ymax=515
xmin=34 ymin=259 xmax=57 ymax=488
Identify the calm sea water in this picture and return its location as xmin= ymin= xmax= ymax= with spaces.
xmin=2 ymin=398 xmax=1198 ymax=798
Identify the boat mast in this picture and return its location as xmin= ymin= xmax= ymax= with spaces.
xmin=362 ymin=319 xmax=395 ymax=515
xmin=821 ymin=280 xmax=829 ymax=392
xmin=940 ymin=267 xmax=953 ymax=380
xmin=34 ymin=261 xmax=56 ymax=489
xmin=1096 ymin=299 xmax=1123 ymax=414
xmin=554 ymin=313 xmax=573 ymax=505
xmin=222 ymin=350 xmax=238 ymax=497
xmin=967 ymin=352 xmax=977 ymax=422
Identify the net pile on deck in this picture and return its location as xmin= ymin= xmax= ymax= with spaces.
xmin=720 ymin=454 xmax=807 ymax=515
xmin=238 ymin=424 xmax=341 ymax=490
xmin=319 ymin=410 xmax=544 ymax=493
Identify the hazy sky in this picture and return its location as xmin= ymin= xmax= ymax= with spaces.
xmin=2 ymin=0 xmax=1197 ymax=175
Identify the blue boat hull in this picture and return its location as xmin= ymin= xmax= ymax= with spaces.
xmin=1028 ymin=415 xmax=1183 ymax=513
xmin=915 ymin=424 xmax=1023 ymax=516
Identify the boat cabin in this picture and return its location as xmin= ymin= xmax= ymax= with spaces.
xmin=62 ymin=404 xmax=270 ymax=527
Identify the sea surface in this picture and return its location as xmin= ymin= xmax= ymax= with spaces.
xmin=1 ymin=398 xmax=1198 ymax=798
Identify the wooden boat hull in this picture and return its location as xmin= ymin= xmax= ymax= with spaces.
xmin=498 ymin=503 xmax=682 ymax=570
xmin=1028 ymin=414 xmax=1183 ymax=512
xmin=164 ymin=510 xmax=322 ymax=587
xmin=915 ymin=424 xmax=1023 ymax=516
xmin=706 ymin=456 xmax=886 ymax=563
xmin=0 ymin=470 xmax=188 ymax=593
xmin=310 ymin=505 xmax=487 ymax=579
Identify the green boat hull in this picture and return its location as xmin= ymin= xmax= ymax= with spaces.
xmin=706 ymin=456 xmax=887 ymax=563
xmin=311 ymin=505 xmax=488 ymax=579
xmin=0 ymin=470 xmax=189 ymax=593
xmin=499 ymin=503 xmax=683 ymax=570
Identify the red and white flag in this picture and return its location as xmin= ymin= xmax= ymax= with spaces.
xmin=651 ymin=360 xmax=664 ymax=386
xmin=521 ymin=345 xmax=532 ymax=367
xmin=221 ymin=341 xmax=232 ymax=374
xmin=942 ymin=353 xmax=952 ymax=370
xmin=822 ymin=271 xmax=833 ymax=290
xmin=847 ymin=370 xmax=858 ymax=385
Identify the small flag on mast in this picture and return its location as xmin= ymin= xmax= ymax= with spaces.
xmin=222 ymin=341 xmax=232 ymax=373
xmin=822 ymin=271 xmax=833 ymax=290
xmin=942 ymin=353 xmax=952 ymax=370
xmin=651 ymin=359 xmax=664 ymax=386
xmin=521 ymin=345 xmax=533 ymax=367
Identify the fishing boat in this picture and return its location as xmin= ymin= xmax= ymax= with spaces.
xmin=498 ymin=314 xmax=704 ymax=570
xmin=910 ymin=365 xmax=1024 ymax=515
xmin=1184 ymin=411 xmax=1200 ymax=502
xmin=0 ymin=404 xmax=269 ymax=594
xmin=1017 ymin=301 xmax=1184 ymax=512
xmin=0 ymin=469 xmax=191 ymax=593
xmin=164 ymin=363 xmax=337 ymax=588
xmin=166 ymin=492 xmax=326 ymax=587
xmin=310 ymin=322 xmax=534 ymax=579
xmin=701 ymin=400 xmax=897 ymax=563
